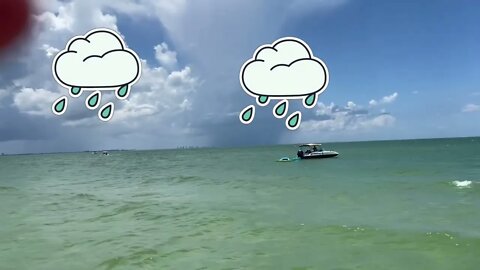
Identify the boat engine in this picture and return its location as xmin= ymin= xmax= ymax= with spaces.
xmin=297 ymin=150 xmax=304 ymax=158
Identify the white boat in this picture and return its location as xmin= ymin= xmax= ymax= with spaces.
xmin=296 ymin=144 xmax=339 ymax=159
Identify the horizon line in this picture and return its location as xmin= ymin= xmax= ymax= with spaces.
xmin=1 ymin=135 xmax=479 ymax=156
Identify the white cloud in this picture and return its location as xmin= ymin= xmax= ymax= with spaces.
xmin=353 ymin=114 xmax=395 ymax=129
xmin=53 ymin=29 xmax=141 ymax=88
xmin=369 ymin=92 xmax=398 ymax=106
xmin=302 ymin=113 xmax=395 ymax=132
xmin=241 ymin=37 xmax=328 ymax=98
xmin=462 ymin=104 xmax=480 ymax=113
xmin=34 ymin=0 xmax=118 ymax=32
xmin=9 ymin=1 xmax=199 ymax=137
xmin=109 ymin=62 xmax=198 ymax=124
xmin=301 ymin=97 xmax=396 ymax=132
xmin=315 ymin=101 xmax=334 ymax=116
xmin=13 ymin=88 xmax=59 ymax=116
xmin=42 ymin=44 xmax=60 ymax=58
xmin=154 ymin=42 xmax=178 ymax=69
xmin=2 ymin=0 xmax=349 ymax=152
xmin=12 ymin=46 xmax=198 ymax=128
xmin=383 ymin=92 xmax=398 ymax=103
xmin=346 ymin=101 xmax=357 ymax=110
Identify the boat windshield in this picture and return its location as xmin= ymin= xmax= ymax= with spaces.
xmin=299 ymin=145 xmax=323 ymax=152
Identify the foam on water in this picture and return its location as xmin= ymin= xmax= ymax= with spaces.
xmin=451 ymin=180 xmax=473 ymax=188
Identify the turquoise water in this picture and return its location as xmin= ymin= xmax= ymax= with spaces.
xmin=1 ymin=138 xmax=480 ymax=269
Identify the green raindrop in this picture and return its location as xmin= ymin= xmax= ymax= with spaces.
xmin=287 ymin=112 xmax=301 ymax=129
xmin=87 ymin=92 xmax=100 ymax=108
xmin=241 ymin=106 xmax=254 ymax=122
xmin=53 ymin=97 xmax=67 ymax=114
xmin=304 ymin=93 xmax=316 ymax=107
xmin=275 ymin=101 xmax=287 ymax=117
xmin=117 ymin=85 xmax=129 ymax=98
xmin=100 ymin=103 xmax=113 ymax=120
xmin=70 ymin=87 xmax=81 ymax=96
xmin=257 ymin=95 xmax=268 ymax=105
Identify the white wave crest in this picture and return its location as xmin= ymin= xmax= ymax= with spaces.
xmin=452 ymin=180 xmax=473 ymax=188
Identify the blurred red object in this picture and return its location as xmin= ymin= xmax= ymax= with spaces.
xmin=0 ymin=0 xmax=31 ymax=51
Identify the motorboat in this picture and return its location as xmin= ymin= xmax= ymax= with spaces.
xmin=296 ymin=144 xmax=339 ymax=159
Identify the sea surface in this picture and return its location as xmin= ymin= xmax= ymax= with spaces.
xmin=1 ymin=137 xmax=480 ymax=270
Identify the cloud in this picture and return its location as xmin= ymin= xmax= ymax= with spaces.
xmin=154 ymin=42 xmax=177 ymax=69
xmin=108 ymin=63 xmax=198 ymax=124
xmin=300 ymin=93 xmax=398 ymax=132
xmin=34 ymin=0 xmax=119 ymax=32
xmin=42 ymin=44 xmax=60 ymax=58
xmin=355 ymin=114 xmax=396 ymax=129
xmin=369 ymin=92 xmax=398 ymax=106
xmin=53 ymin=28 xmax=141 ymax=88
xmin=1 ymin=0 xmax=351 ymax=153
xmin=21 ymin=50 xmax=198 ymax=127
xmin=462 ymin=103 xmax=480 ymax=113
xmin=13 ymin=88 xmax=59 ymax=116
xmin=1 ymin=0 xmax=204 ymax=152
xmin=240 ymin=37 xmax=328 ymax=98
xmin=302 ymin=112 xmax=395 ymax=132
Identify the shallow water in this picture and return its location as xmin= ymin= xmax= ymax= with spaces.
xmin=1 ymin=137 xmax=480 ymax=269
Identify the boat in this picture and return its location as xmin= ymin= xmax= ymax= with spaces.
xmin=296 ymin=144 xmax=339 ymax=159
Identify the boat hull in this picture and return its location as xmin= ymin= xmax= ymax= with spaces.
xmin=299 ymin=151 xmax=338 ymax=159
xmin=301 ymin=154 xmax=338 ymax=159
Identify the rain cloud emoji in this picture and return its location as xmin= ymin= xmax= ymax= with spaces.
xmin=239 ymin=37 xmax=329 ymax=130
xmin=52 ymin=28 xmax=141 ymax=121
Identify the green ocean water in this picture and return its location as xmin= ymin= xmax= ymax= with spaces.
xmin=1 ymin=137 xmax=480 ymax=270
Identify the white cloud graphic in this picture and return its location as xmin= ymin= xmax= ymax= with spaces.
xmin=240 ymin=37 xmax=328 ymax=98
xmin=53 ymin=28 xmax=141 ymax=88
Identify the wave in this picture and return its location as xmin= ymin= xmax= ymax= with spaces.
xmin=451 ymin=180 xmax=473 ymax=188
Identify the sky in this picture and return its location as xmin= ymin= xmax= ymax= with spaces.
xmin=0 ymin=0 xmax=479 ymax=154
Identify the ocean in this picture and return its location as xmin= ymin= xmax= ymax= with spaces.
xmin=1 ymin=137 xmax=479 ymax=269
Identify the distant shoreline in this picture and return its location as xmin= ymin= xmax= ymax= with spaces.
xmin=1 ymin=135 xmax=478 ymax=156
